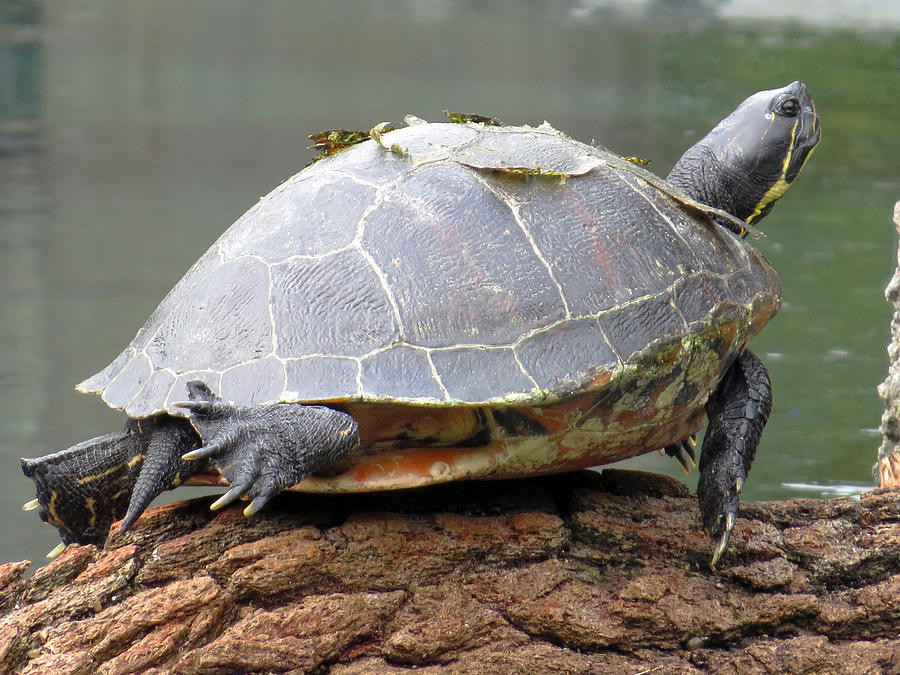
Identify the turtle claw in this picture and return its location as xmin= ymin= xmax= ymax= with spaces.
xmin=22 ymin=498 xmax=40 ymax=512
xmin=242 ymin=479 xmax=282 ymax=517
xmin=664 ymin=440 xmax=697 ymax=475
xmin=244 ymin=496 xmax=268 ymax=518
xmin=173 ymin=399 xmax=233 ymax=418
xmin=46 ymin=542 xmax=67 ymax=559
xmin=683 ymin=440 xmax=697 ymax=463
xmin=182 ymin=442 xmax=226 ymax=462
xmin=673 ymin=450 xmax=692 ymax=475
xmin=173 ymin=381 xmax=235 ymax=420
xmin=210 ymin=483 xmax=250 ymax=511
xmin=710 ymin=511 xmax=737 ymax=570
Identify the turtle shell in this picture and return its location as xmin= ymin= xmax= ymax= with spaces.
xmin=78 ymin=121 xmax=780 ymax=486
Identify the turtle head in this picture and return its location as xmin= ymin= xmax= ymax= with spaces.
xmin=667 ymin=81 xmax=820 ymax=229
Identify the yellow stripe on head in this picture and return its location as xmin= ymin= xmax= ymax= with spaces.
xmin=746 ymin=118 xmax=798 ymax=224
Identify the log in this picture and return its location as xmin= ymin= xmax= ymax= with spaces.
xmin=1 ymin=469 xmax=898 ymax=674
xmin=876 ymin=201 xmax=900 ymax=489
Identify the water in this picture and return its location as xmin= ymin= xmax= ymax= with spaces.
xmin=2 ymin=0 xmax=898 ymax=567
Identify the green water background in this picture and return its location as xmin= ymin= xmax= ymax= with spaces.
xmin=2 ymin=0 xmax=898 ymax=566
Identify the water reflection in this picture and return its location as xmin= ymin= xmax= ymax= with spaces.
xmin=0 ymin=0 xmax=50 ymax=564
xmin=2 ymin=0 xmax=898 ymax=566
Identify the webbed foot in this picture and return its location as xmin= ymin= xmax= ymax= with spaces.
xmin=698 ymin=350 xmax=771 ymax=569
xmin=22 ymin=429 xmax=141 ymax=546
xmin=21 ymin=415 xmax=202 ymax=546
xmin=175 ymin=381 xmax=359 ymax=516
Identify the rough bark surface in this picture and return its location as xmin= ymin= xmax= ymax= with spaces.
xmin=2 ymin=470 xmax=899 ymax=674
xmin=877 ymin=201 xmax=900 ymax=489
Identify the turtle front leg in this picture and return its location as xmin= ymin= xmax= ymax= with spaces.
xmin=698 ymin=349 xmax=772 ymax=569
xmin=175 ymin=381 xmax=360 ymax=515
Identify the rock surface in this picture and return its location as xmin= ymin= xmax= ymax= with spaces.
xmin=877 ymin=201 xmax=900 ymax=489
xmin=1 ymin=469 xmax=899 ymax=674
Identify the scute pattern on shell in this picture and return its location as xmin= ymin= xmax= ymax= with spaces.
xmin=77 ymin=122 xmax=779 ymax=417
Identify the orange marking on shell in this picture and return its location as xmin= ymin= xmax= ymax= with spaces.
xmin=350 ymin=448 xmax=480 ymax=484
xmin=718 ymin=326 xmax=738 ymax=355
xmin=511 ymin=395 xmax=589 ymax=435
xmin=746 ymin=299 xmax=779 ymax=341
xmin=616 ymin=405 xmax=660 ymax=430
xmin=589 ymin=372 xmax=613 ymax=388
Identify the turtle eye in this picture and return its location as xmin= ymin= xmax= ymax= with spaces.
xmin=775 ymin=97 xmax=801 ymax=117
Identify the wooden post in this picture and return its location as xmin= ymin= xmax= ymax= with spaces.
xmin=876 ymin=200 xmax=900 ymax=488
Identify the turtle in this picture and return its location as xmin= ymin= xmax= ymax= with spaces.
xmin=22 ymin=81 xmax=819 ymax=567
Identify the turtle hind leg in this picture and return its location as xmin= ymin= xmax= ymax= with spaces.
xmin=698 ymin=349 xmax=772 ymax=569
xmin=21 ymin=415 xmax=200 ymax=546
xmin=120 ymin=416 xmax=203 ymax=531
xmin=175 ymin=381 xmax=359 ymax=516
xmin=22 ymin=430 xmax=140 ymax=546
